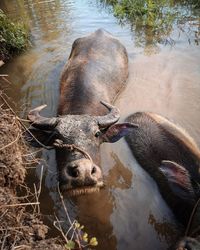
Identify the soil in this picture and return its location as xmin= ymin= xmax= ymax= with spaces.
xmin=0 ymin=100 xmax=65 ymax=250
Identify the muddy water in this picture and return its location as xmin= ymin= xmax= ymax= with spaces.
xmin=0 ymin=1 xmax=200 ymax=249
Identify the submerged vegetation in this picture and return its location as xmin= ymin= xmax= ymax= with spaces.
xmin=102 ymin=0 xmax=200 ymax=21
xmin=100 ymin=0 xmax=200 ymax=52
xmin=0 ymin=9 xmax=29 ymax=62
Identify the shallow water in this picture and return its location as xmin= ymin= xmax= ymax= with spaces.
xmin=0 ymin=1 xmax=200 ymax=249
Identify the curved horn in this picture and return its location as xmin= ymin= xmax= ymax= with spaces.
xmin=96 ymin=101 xmax=120 ymax=128
xmin=28 ymin=104 xmax=58 ymax=130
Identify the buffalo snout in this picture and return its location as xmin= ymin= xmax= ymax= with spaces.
xmin=59 ymin=159 xmax=103 ymax=196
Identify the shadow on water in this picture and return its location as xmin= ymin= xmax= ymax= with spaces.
xmin=0 ymin=0 xmax=200 ymax=249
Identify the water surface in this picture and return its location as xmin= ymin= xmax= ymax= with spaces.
xmin=0 ymin=1 xmax=200 ymax=249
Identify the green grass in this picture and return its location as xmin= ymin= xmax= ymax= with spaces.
xmin=100 ymin=0 xmax=200 ymax=51
xmin=103 ymin=0 xmax=199 ymax=22
xmin=103 ymin=0 xmax=175 ymax=24
xmin=101 ymin=0 xmax=177 ymax=48
xmin=0 ymin=9 xmax=29 ymax=61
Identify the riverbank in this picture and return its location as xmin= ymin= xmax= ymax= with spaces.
xmin=0 ymin=10 xmax=29 ymax=62
xmin=0 ymin=91 xmax=65 ymax=249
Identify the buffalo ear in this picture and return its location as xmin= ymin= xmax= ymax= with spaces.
xmin=25 ymin=126 xmax=57 ymax=148
xmin=159 ymin=160 xmax=195 ymax=202
xmin=101 ymin=122 xmax=138 ymax=143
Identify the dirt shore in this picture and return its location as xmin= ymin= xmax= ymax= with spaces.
xmin=0 ymin=96 xmax=65 ymax=250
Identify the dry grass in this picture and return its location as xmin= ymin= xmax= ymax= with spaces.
xmin=0 ymin=89 xmax=65 ymax=250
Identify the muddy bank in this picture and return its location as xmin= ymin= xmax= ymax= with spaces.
xmin=0 ymin=93 xmax=65 ymax=249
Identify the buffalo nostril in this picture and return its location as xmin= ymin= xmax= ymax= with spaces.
xmin=68 ymin=167 xmax=79 ymax=178
xmin=91 ymin=166 xmax=96 ymax=175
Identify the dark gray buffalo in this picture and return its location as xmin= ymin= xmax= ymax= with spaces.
xmin=125 ymin=112 xmax=200 ymax=249
xmin=27 ymin=29 xmax=137 ymax=196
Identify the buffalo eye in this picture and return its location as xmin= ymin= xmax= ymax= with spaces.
xmin=95 ymin=131 xmax=101 ymax=137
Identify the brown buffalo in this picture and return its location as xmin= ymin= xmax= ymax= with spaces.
xmin=125 ymin=112 xmax=200 ymax=249
xmin=27 ymin=29 xmax=137 ymax=196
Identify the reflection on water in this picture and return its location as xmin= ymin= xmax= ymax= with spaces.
xmin=106 ymin=152 xmax=133 ymax=189
xmin=116 ymin=49 xmax=200 ymax=145
xmin=102 ymin=142 xmax=178 ymax=250
xmin=148 ymin=213 xmax=179 ymax=243
xmin=0 ymin=0 xmax=200 ymax=249
xmin=99 ymin=0 xmax=200 ymax=54
xmin=0 ymin=0 xmax=73 ymax=44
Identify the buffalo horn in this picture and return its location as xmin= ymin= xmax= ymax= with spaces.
xmin=28 ymin=104 xmax=58 ymax=130
xmin=96 ymin=101 xmax=120 ymax=128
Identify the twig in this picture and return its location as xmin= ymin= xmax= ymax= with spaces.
xmin=1 ymin=76 xmax=12 ymax=85
xmin=0 ymin=133 xmax=20 ymax=151
xmin=1 ymin=230 xmax=10 ymax=250
xmin=13 ymin=245 xmax=31 ymax=250
xmin=0 ymin=60 xmax=4 ymax=67
xmin=57 ymin=184 xmax=82 ymax=249
xmin=22 ymin=148 xmax=42 ymax=157
xmin=70 ymin=222 xmax=78 ymax=242
xmin=57 ymin=184 xmax=73 ymax=225
xmin=33 ymin=184 xmax=40 ymax=214
xmin=38 ymin=165 xmax=44 ymax=197
xmin=185 ymin=197 xmax=200 ymax=236
xmin=67 ymin=221 xmax=76 ymax=239
xmin=11 ymin=234 xmax=18 ymax=249
xmin=22 ymin=160 xmax=40 ymax=166
xmin=53 ymin=215 xmax=69 ymax=243
xmin=0 ymin=202 xmax=40 ymax=209
xmin=19 ymin=184 xmax=35 ymax=197
xmin=0 ymin=91 xmax=53 ymax=150
xmin=0 ymin=209 xmax=8 ymax=220
xmin=17 ymin=117 xmax=30 ymax=122
xmin=0 ymin=226 xmax=30 ymax=231
xmin=33 ymin=164 xmax=44 ymax=214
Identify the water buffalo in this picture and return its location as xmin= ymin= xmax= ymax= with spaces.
xmin=27 ymin=29 xmax=137 ymax=196
xmin=125 ymin=112 xmax=200 ymax=249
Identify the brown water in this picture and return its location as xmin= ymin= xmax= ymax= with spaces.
xmin=0 ymin=1 xmax=200 ymax=249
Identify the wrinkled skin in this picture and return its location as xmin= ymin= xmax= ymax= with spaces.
xmin=27 ymin=29 xmax=137 ymax=195
xmin=53 ymin=113 xmax=136 ymax=194
xmin=125 ymin=112 xmax=200 ymax=249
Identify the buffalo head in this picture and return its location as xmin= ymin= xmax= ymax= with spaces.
xmin=27 ymin=101 xmax=137 ymax=195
